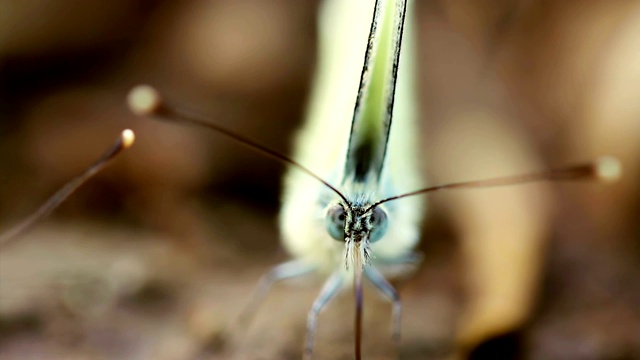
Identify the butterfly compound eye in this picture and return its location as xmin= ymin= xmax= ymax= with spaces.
xmin=325 ymin=204 xmax=346 ymax=241
xmin=369 ymin=206 xmax=388 ymax=243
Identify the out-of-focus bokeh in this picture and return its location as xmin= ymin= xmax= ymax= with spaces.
xmin=0 ymin=1 xmax=638 ymax=359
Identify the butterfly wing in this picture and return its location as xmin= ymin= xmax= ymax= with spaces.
xmin=344 ymin=0 xmax=408 ymax=185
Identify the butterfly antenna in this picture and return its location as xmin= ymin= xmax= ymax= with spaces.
xmin=371 ymin=157 xmax=622 ymax=208
xmin=0 ymin=129 xmax=135 ymax=248
xmin=127 ymin=85 xmax=349 ymax=204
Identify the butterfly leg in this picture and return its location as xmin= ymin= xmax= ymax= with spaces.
xmin=237 ymin=260 xmax=314 ymax=330
xmin=364 ymin=265 xmax=402 ymax=345
xmin=304 ymin=271 xmax=343 ymax=360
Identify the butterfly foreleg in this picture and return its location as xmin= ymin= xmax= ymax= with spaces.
xmin=364 ymin=265 xmax=402 ymax=346
xmin=236 ymin=260 xmax=314 ymax=331
xmin=304 ymin=270 xmax=343 ymax=360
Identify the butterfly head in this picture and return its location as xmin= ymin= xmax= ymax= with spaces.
xmin=325 ymin=200 xmax=388 ymax=269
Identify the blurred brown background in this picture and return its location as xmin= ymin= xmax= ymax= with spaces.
xmin=0 ymin=1 xmax=639 ymax=359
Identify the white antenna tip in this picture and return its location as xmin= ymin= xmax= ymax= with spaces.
xmin=121 ymin=129 xmax=135 ymax=148
xmin=594 ymin=156 xmax=622 ymax=182
xmin=128 ymin=85 xmax=162 ymax=116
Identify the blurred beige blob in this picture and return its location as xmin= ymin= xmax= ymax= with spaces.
xmin=174 ymin=0 xmax=308 ymax=93
xmin=430 ymin=108 xmax=551 ymax=353
xmin=419 ymin=10 xmax=553 ymax=353
xmin=421 ymin=2 xmax=638 ymax=355
xmin=570 ymin=3 xmax=640 ymax=235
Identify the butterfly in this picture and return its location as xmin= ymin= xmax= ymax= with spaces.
xmin=278 ymin=0 xmax=422 ymax=357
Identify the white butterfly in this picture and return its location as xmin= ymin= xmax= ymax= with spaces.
xmin=282 ymin=0 xmax=422 ymax=276
xmin=278 ymin=0 xmax=422 ymax=357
